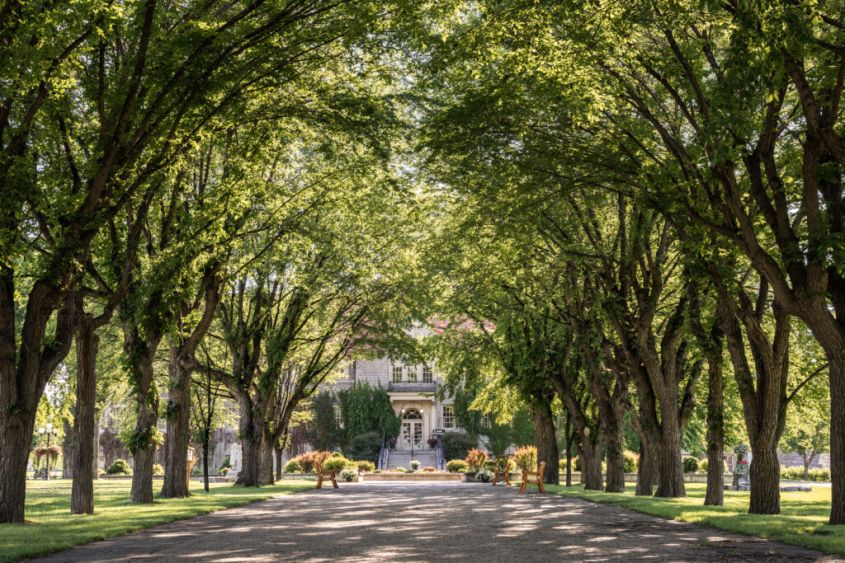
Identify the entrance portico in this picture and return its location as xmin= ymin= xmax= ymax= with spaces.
xmin=390 ymin=394 xmax=435 ymax=451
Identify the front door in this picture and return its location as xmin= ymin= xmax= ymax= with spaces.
xmin=400 ymin=407 xmax=424 ymax=450
xmin=401 ymin=421 xmax=423 ymax=450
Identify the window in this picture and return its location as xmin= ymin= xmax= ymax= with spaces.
xmin=422 ymin=364 xmax=433 ymax=383
xmin=392 ymin=364 xmax=403 ymax=383
xmin=481 ymin=414 xmax=491 ymax=429
xmin=333 ymin=404 xmax=343 ymax=427
xmin=407 ymin=365 xmax=417 ymax=382
xmin=443 ymin=405 xmax=455 ymax=429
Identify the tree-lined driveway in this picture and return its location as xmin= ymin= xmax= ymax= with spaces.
xmin=36 ymin=482 xmax=831 ymax=562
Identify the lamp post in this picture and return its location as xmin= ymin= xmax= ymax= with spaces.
xmin=38 ymin=423 xmax=57 ymax=480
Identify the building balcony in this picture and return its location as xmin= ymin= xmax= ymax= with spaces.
xmin=388 ymin=381 xmax=438 ymax=393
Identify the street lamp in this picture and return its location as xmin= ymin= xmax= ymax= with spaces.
xmin=38 ymin=423 xmax=57 ymax=480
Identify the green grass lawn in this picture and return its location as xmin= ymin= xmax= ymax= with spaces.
xmin=0 ymin=478 xmax=312 ymax=562
xmin=546 ymin=482 xmax=845 ymax=555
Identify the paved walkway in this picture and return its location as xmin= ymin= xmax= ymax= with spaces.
xmin=37 ymin=482 xmax=835 ymax=562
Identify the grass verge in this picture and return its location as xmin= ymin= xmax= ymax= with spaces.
xmin=546 ymin=482 xmax=844 ymax=555
xmin=0 ymin=478 xmax=312 ymax=562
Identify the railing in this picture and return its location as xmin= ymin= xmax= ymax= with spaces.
xmin=377 ymin=435 xmax=387 ymax=470
xmin=435 ymin=435 xmax=445 ymax=470
xmin=387 ymin=381 xmax=438 ymax=393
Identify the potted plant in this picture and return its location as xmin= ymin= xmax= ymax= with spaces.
xmin=427 ymin=437 xmax=438 ymax=449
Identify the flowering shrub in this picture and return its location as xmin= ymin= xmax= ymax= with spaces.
xmin=422 ymin=466 xmax=437 ymax=472
xmin=340 ymin=469 xmax=357 ymax=482
xmin=476 ymin=468 xmax=492 ymax=482
xmin=513 ymin=446 xmax=538 ymax=472
xmin=465 ymin=448 xmax=488 ymax=472
xmin=494 ymin=456 xmax=515 ymax=473
xmin=409 ymin=460 xmax=421 ymax=470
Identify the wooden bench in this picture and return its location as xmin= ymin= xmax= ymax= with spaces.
xmin=491 ymin=470 xmax=511 ymax=486
xmin=519 ymin=461 xmax=546 ymax=494
xmin=315 ymin=470 xmax=339 ymax=489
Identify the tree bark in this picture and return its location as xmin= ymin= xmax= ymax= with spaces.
xmin=161 ymin=347 xmax=192 ymax=498
xmin=258 ymin=432 xmax=275 ymax=486
xmin=127 ymin=338 xmax=159 ymax=504
xmin=654 ymin=423 xmax=685 ymax=497
xmin=533 ymin=399 xmax=559 ymax=485
xmin=580 ymin=430 xmax=603 ymax=490
xmin=604 ymin=425 xmax=625 ymax=493
xmin=749 ymin=444 xmax=781 ymax=514
xmin=275 ymin=446 xmax=283 ymax=481
xmin=704 ymin=354 xmax=724 ymax=506
xmin=636 ymin=441 xmax=656 ymax=496
xmin=830 ymin=356 xmax=845 ymax=524
xmin=62 ymin=418 xmax=77 ymax=479
xmin=0 ymin=413 xmax=36 ymax=523
xmin=564 ymin=412 xmax=573 ymax=487
xmin=71 ymin=314 xmax=98 ymax=514
xmin=235 ymin=393 xmax=261 ymax=487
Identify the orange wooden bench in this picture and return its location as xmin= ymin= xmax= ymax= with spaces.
xmin=519 ymin=461 xmax=546 ymax=494
xmin=315 ymin=469 xmax=339 ymax=489
xmin=491 ymin=470 xmax=511 ymax=486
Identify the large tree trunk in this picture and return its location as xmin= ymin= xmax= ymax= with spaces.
xmin=258 ymin=432 xmax=275 ymax=486
xmin=71 ymin=315 xmax=98 ymax=514
xmin=0 ymin=412 xmax=36 ymax=523
xmin=564 ymin=412 xmax=573 ymax=487
xmin=604 ymin=418 xmax=625 ymax=493
xmin=636 ymin=441 xmax=656 ymax=496
xmin=62 ymin=418 xmax=77 ymax=479
xmin=654 ymin=422 xmax=685 ymax=497
xmin=235 ymin=394 xmax=261 ymax=487
xmin=580 ymin=431 xmax=603 ymax=490
xmin=749 ymin=443 xmax=781 ymax=514
xmin=704 ymin=346 xmax=724 ymax=506
xmin=533 ymin=401 xmax=559 ymax=485
xmin=275 ymin=446 xmax=283 ymax=481
xmin=161 ymin=347 xmax=192 ymax=498
xmin=128 ymin=343 xmax=159 ymax=504
xmin=830 ymin=356 xmax=845 ymax=524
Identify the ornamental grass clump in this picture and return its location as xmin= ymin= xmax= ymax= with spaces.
xmin=494 ymin=456 xmax=515 ymax=473
xmin=465 ymin=448 xmax=488 ymax=472
xmin=513 ymin=446 xmax=538 ymax=472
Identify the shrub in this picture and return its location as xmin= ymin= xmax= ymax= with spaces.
xmin=345 ymin=431 xmax=384 ymax=463
xmin=809 ymin=468 xmax=831 ymax=482
xmin=700 ymin=459 xmax=708 ymax=472
xmin=683 ymin=456 xmax=700 ymax=473
xmin=623 ymin=451 xmax=638 ymax=473
xmin=106 ymin=459 xmax=131 ymax=475
xmin=373 ymin=469 xmax=382 ymax=474
xmin=152 ymin=463 xmax=164 ymax=476
xmin=322 ymin=455 xmax=353 ymax=472
xmin=409 ymin=459 xmax=421 ymax=471
xmin=446 ymin=459 xmax=469 ymax=473
xmin=284 ymin=459 xmax=302 ymax=473
xmin=394 ymin=466 xmax=407 ymax=473
xmin=356 ymin=460 xmax=375 ymax=473
xmin=340 ymin=469 xmax=357 ymax=482
xmin=423 ymin=466 xmax=436 ymax=472
xmin=442 ymin=431 xmax=477 ymax=461
xmin=476 ymin=468 xmax=492 ymax=482
xmin=513 ymin=446 xmax=538 ymax=472
xmin=465 ymin=448 xmax=488 ymax=472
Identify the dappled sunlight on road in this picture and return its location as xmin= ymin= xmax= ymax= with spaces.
xmin=33 ymin=482 xmax=830 ymax=562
